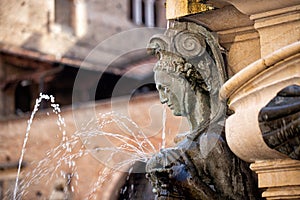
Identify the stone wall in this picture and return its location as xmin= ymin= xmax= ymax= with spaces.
xmin=0 ymin=0 xmax=166 ymax=60
xmin=0 ymin=0 xmax=134 ymax=58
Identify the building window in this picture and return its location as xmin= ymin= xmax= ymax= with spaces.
xmin=15 ymin=80 xmax=32 ymax=115
xmin=129 ymin=0 xmax=157 ymax=27
xmin=54 ymin=0 xmax=71 ymax=27
xmin=53 ymin=0 xmax=87 ymax=37
xmin=0 ymin=161 xmax=25 ymax=199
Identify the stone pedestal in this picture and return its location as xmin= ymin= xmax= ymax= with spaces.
xmin=214 ymin=1 xmax=300 ymax=199
xmin=251 ymin=159 xmax=300 ymax=200
xmin=220 ymin=40 xmax=300 ymax=199
xmin=220 ymin=41 xmax=300 ymax=162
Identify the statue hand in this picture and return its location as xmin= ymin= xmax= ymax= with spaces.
xmin=145 ymin=139 xmax=219 ymax=200
xmin=148 ymin=148 xmax=183 ymax=168
xmin=146 ymin=148 xmax=189 ymax=198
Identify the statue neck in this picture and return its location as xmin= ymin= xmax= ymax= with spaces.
xmin=185 ymin=91 xmax=211 ymax=132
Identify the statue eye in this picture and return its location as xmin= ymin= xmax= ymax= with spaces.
xmin=157 ymin=85 xmax=169 ymax=93
xmin=156 ymin=84 xmax=162 ymax=90
xmin=164 ymin=87 xmax=170 ymax=93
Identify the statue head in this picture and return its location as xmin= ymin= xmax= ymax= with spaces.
xmin=148 ymin=21 xmax=227 ymax=126
xmin=153 ymin=51 xmax=208 ymax=118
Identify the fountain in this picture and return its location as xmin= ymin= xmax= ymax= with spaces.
xmin=5 ymin=25 xmax=188 ymax=199
xmin=10 ymin=93 xmax=167 ymax=200
xmin=7 ymin=87 xmax=188 ymax=200
xmin=145 ymin=21 xmax=262 ymax=199
xmin=7 ymin=2 xmax=300 ymax=199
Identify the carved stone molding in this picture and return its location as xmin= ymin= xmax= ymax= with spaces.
xmin=251 ymin=159 xmax=300 ymax=199
xmin=211 ymin=0 xmax=300 ymax=16
xmin=220 ymin=41 xmax=300 ymax=162
xmin=220 ymin=41 xmax=300 ymax=200
xmin=250 ymin=4 xmax=300 ymax=57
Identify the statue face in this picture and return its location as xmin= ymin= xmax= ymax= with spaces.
xmin=154 ymin=70 xmax=187 ymax=116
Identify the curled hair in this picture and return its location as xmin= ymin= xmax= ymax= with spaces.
xmin=154 ymin=52 xmax=208 ymax=93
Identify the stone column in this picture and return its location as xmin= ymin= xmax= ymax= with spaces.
xmin=71 ymin=0 xmax=87 ymax=37
xmin=144 ymin=0 xmax=156 ymax=27
xmin=132 ymin=0 xmax=143 ymax=25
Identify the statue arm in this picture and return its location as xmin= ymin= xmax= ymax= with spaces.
xmin=146 ymin=139 xmax=218 ymax=199
xmin=259 ymin=85 xmax=300 ymax=160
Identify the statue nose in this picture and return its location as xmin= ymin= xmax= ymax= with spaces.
xmin=159 ymin=91 xmax=168 ymax=104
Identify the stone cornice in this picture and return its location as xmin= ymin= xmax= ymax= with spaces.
xmin=220 ymin=41 xmax=300 ymax=101
xmin=217 ymin=25 xmax=259 ymax=44
xmin=212 ymin=0 xmax=300 ymax=15
xmin=251 ymin=5 xmax=300 ymax=30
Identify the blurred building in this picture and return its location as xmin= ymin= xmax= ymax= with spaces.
xmin=0 ymin=0 xmax=175 ymax=199
xmin=0 ymin=0 xmax=166 ymax=118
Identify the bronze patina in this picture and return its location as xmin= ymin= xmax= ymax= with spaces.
xmin=146 ymin=21 xmax=261 ymax=200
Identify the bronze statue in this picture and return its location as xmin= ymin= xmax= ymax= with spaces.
xmin=259 ymin=84 xmax=300 ymax=160
xmin=145 ymin=21 xmax=261 ymax=199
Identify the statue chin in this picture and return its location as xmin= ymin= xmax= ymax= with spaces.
xmin=170 ymin=107 xmax=186 ymax=117
xmin=172 ymin=110 xmax=182 ymax=116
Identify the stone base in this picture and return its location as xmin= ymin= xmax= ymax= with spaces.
xmin=251 ymin=159 xmax=300 ymax=200
xmin=263 ymin=186 xmax=300 ymax=200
